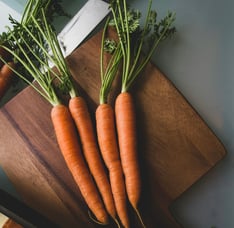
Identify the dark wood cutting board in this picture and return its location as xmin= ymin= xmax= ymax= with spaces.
xmin=0 ymin=31 xmax=226 ymax=227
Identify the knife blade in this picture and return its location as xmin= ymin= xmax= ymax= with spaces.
xmin=57 ymin=0 xmax=110 ymax=57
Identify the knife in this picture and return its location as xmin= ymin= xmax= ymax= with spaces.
xmin=57 ymin=0 xmax=110 ymax=57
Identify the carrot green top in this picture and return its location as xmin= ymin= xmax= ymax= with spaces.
xmin=109 ymin=0 xmax=176 ymax=92
xmin=0 ymin=7 xmax=77 ymax=106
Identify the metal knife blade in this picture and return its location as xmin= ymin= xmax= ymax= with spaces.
xmin=57 ymin=0 xmax=110 ymax=57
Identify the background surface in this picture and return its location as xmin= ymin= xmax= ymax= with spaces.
xmin=0 ymin=1 xmax=233 ymax=227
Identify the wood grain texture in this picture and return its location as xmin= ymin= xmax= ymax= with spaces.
xmin=0 ymin=30 xmax=226 ymax=227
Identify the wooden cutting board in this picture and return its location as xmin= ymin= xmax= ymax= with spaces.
xmin=0 ymin=30 xmax=226 ymax=228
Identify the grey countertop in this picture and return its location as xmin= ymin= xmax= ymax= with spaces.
xmin=1 ymin=1 xmax=233 ymax=227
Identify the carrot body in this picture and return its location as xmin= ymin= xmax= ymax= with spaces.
xmin=69 ymin=96 xmax=116 ymax=219
xmin=96 ymin=103 xmax=129 ymax=228
xmin=51 ymin=104 xmax=108 ymax=224
xmin=0 ymin=62 xmax=15 ymax=100
xmin=115 ymin=92 xmax=141 ymax=210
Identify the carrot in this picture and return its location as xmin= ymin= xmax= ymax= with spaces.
xmin=96 ymin=103 xmax=129 ymax=228
xmin=68 ymin=96 xmax=117 ymax=220
xmin=108 ymin=1 xmax=175 ymax=226
xmin=0 ymin=62 xmax=15 ymax=99
xmin=51 ymin=104 xmax=109 ymax=224
xmin=115 ymin=92 xmax=146 ymax=227
xmin=96 ymin=18 xmax=129 ymax=228
xmin=0 ymin=47 xmax=10 ymax=68
xmin=115 ymin=92 xmax=140 ymax=210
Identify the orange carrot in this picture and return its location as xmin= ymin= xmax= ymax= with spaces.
xmin=96 ymin=103 xmax=129 ymax=228
xmin=68 ymin=96 xmax=117 ymax=220
xmin=0 ymin=62 xmax=15 ymax=99
xmin=51 ymin=104 xmax=109 ymax=224
xmin=115 ymin=92 xmax=141 ymax=212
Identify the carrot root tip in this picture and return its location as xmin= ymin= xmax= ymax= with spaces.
xmin=87 ymin=210 xmax=109 ymax=226
xmin=113 ymin=218 xmax=121 ymax=228
xmin=133 ymin=206 xmax=146 ymax=228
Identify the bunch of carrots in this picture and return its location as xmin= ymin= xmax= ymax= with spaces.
xmin=0 ymin=0 xmax=175 ymax=227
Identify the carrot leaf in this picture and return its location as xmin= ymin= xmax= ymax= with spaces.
xmin=109 ymin=0 xmax=176 ymax=92
xmin=0 ymin=4 xmax=75 ymax=106
xmin=99 ymin=17 xmax=123 ymax=104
